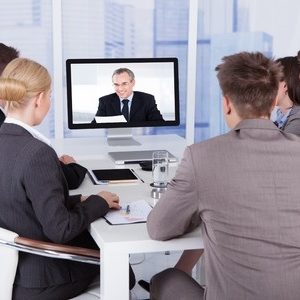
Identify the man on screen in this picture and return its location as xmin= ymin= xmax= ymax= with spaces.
xmin=93 ymin=68 xmax=164 ymax=122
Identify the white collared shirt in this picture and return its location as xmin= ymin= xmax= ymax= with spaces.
xmin=4 ymin=117 xmax=51 ymax=146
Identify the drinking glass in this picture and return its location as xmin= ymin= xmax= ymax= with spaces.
xmin=152 ymin=151 xmax=169 ymax=188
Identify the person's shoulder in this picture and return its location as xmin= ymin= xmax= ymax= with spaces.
xmin=8 ymin=127 xmax=56 ymax=158
xmin=24 ymin=136 xmax=55 ymax=158
xmin=2 ymin=124 xmax=56 ymax=159
xmin=134 ymin=91 xmax=154 ymax=98
xmin=292 ymin=105 xmax=300 ymax=112
xmin=187 ymin=132 xmax=232 ymax=157
xmin=99 ymin=93 xmax=118 ymax=100
xmin=289 ymin=106 xmax=300 ymax=119
xmin=191 ymin=132 xmax=230 ymax=148
xmin=1 ymin=123 xmax=36 ymax=141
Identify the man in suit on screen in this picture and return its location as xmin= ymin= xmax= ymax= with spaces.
xmin=147 ymin=51 xmax=300 ymax=300
xmin=93 ymin=67 xmax=164 ymax=122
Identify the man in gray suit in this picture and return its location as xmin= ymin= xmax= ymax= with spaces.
xmin=147 ymin=52 xmax=300 ymax=299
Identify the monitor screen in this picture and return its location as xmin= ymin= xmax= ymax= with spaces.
xmin=66 ymin=57 xmax=180 ymax=130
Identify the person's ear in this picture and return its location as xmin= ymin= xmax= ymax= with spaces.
xmin=34 ymin=92 xmax=44 ymax=108
xmin=283 ymin=82 xmax=288 ymax=95
xmin=280 ymin=81 xmax=288 ymax=95
xmin=273 ymin=95 xmax=279 ymax=107
xmin=223 ymin=95 xmax=231 ymax=115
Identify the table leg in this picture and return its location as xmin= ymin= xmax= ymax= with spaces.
xmin=100 ymin=249 xmax=130 ymax=300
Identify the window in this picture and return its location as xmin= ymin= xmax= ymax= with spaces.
xmin=61 ymin=0 xmax=188 ymax=138
xmin=0 ymin=0 xmax=53 ymax=137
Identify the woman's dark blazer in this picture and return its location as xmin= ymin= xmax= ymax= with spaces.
xmin=0 ymin=123 xmax=109 ymax=288
xmin=0 ymin=115 xmax=87 ymax=189
xmin=60 ymin=161 xmax=87 ymax=189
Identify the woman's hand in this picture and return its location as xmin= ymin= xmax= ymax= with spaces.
xmin=98 ymin=191 xmax=120 ymax=209
xmin=59 ymin=154 xmax=76 ymax=164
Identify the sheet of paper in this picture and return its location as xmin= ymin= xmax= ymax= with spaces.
xmin=104 ymin=200 xmax=152 ymax=225
xmin=95 ymin=115 xmax=127 ymax=123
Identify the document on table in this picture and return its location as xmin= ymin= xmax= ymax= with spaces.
xmin=95 ymin=115 xmax=127 ymax=123
xmin=104 ymin=200 xmax=152 ymax=225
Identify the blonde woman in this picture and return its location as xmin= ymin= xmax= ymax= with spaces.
xmin=0 ymin=58 xmax=124 ymax=299
xmin=0 ymin=42 xmax=87 ymax=190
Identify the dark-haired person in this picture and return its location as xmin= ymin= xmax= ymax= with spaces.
xmin=93 ymin=67 xmax=164 ymax=122
xmin=0 ymin=42 xmax=86 ymax=189
xmin=272 ymin=50 xmax=300 ymax=135
xmin=0 ymin=43 xmax=19 ymax=124
xmin=147 ymin=52 xmax=300 ymax=299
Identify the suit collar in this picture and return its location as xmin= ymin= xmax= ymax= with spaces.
xmin=289 ymin=105 xmax=300 ymax=117
xmin=0 ymin=122 xmax=51 ymax=146
xmin=111 ymin=93 xmax=122 ymax=114
xmin=130 ymin=93 xmax=142 ymax=119
xmin=0 ymin=122 xmax=33 ymax=137
xmin=5 ymin=117 xmax=51 ymax=145
xmin=234 ymin=119 xmax=278 ymax=131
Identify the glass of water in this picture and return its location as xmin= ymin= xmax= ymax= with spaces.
xmin=152 ymin=150 xmax=169 ymax=188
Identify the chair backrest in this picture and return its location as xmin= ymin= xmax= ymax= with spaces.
xmin=0 ymin=227 xmax=19 ymax=300
xmin=0 ymin=227 xmax=100 ymax=299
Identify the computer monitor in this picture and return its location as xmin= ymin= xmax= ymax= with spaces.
xmin=66 ymin=57 xmax=180 ymax=146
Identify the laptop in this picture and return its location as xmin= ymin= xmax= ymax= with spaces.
xmin=108 ymin=150 xmax=178 ymax=165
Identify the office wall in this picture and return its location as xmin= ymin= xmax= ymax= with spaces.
xmin=0 ymin=0 xmax=299 ymax=142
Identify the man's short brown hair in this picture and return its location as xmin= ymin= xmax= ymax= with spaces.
xmin=216 ymin=51 xmax=283 ymax=118
xmin=0 ymin=43 xmax=19 ymax=75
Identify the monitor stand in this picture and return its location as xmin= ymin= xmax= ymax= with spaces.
xmin=106 ymin=128 xmax=141 ymax=146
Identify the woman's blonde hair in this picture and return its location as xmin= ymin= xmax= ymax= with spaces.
xmin=0 ymin=57 xmax=51 ymax=111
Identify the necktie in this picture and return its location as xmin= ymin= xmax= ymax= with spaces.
xmin=122 ymin=99 xmax=129 ymax=121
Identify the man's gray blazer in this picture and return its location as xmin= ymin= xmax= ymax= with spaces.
xmin=148 ymin=119 xmax=300 ymax=300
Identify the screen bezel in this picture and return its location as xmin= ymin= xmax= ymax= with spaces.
xmin=66 ymin=57 xmax=180 ymax=129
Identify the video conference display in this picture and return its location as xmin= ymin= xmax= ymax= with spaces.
xmin=66 ymin=57 xmax=180 ymax=129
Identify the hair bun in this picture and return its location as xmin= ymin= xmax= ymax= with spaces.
xmin=0 ymin=77 xmax=27 ymax=103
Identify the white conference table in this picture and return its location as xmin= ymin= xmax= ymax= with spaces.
xmin=52 ymin=134 xmax=203 ymax=300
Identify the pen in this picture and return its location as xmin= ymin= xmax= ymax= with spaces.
xmin=126 ymin=204 xmax=130 ymax=214
xmin=131 ymin=169 xmax=145 ymax=183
